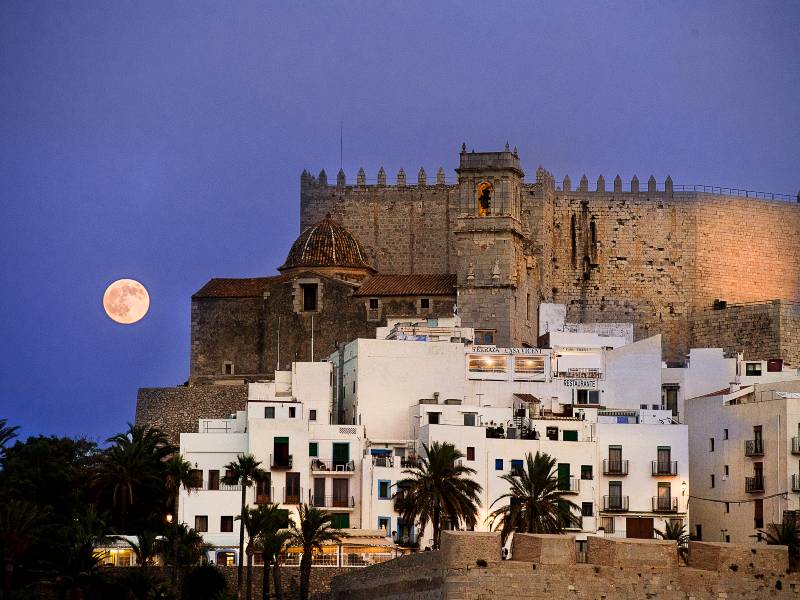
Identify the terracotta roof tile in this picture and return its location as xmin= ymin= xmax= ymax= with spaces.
xmin=193 ymin=275 xmax=290 ymax=298
xmin=354 ymin=274 xmax=457 ymax=297
xmin=279 ymin=215 xmax=372 ymax=272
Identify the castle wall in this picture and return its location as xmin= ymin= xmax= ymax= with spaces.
xmin=136 ymin=385 xmax=248 ymax=445
xmin=190 ymin=297 xmax=266 ymax=379
xmin=300 ymin=180 xmax=457 ymax=275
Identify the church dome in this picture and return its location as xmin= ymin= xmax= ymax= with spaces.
xmin=278 ymin=214 xmax=373 ymax=273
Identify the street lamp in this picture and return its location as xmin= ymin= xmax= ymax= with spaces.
xmin=165 ymin=513 xmax=173 ymax=524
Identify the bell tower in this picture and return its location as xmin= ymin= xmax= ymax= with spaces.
xmin=454 ymin=144 xmax=535 ymax=347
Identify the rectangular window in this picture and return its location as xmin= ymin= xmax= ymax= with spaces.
xmin=575 ymin=389 xmax=600 ymax=404
xmin=696 ymin=524 xmax=702 ymax=541
xmin=581 ymin=502 xmax=593 ymax=517
xmin=600 ymin=517 xmax=615 ymax=534
xmin=511 ymin=459 xmax=523 ymax=474
xmin=725 ymin=502 xmax=730 ymax=513
xmin=467 ymin=354 xmax=506 ymax=373
xmin=189 ymin=469 xmax=203 ymax=488
xmin=378 ymin=480 xmax=391 ymax=500
xmin=208 ymin=470 xmax=220 ymax=491
xmin=513 ymin=355 xmax=545 ymax=377
xmin=709 ymin=438 xmax=715 ymax=452
xmin=466 ymin=447 xmax=475 ymax=461
xmin=662 ymin=385 xmax=678 ymax=416
xmin=309 ymin=442 xmax=318 ymax=457
xmin=309 ymin=409 xmax=317 ymax=421
xmin=473 ymin=330 xmax=495 ymax=345
xmin=563 ymin=430 xmax=578 ymax=442
xmin=581 ymin=465 xmax=593 ymax=480
xmin=746 ymin=362 xmax=762 ymax=376
xmin=723 ymin=428 xmax=729 ymax=440
xmin=427 ymin=412 xmax=440 ymax=425
xmin=378 ymin=516 xmax=390 ymax=532
xmin=301 ymin=283 xmax=318 ymax=311
xmin=195 ymin=515 xmax=208 ymax=532
xmin=420 ymin=298 xmax=430 ymax=309
xmin=495 ymin=459 xmax=503 ymax=470
xmin=223 ymin=361 xmax=234 ymax=375
xmin=724 ymin=465 xmax=729 ymax=476
xmin=710 ymin=474 xmax=715 ymax=488
xmin=546 ymin=427 xmax=558 ymax=441
xmin=289 ymin=406 xmax=296 ymax=418
xmin=369 ymin=298 xmax=379 ymax=309
xmin=754 ymin=499 xmax=764 ymax=529
xmin=220 ymin=516 xmax=234 ymax=532
xmin=265 ymin=406 xmax=275 ymax=419
xmin=463 ymin=413 xmax=476 ymax=426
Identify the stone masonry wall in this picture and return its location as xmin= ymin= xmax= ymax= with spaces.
xmin=135 ymin=384 xmax=247 ymax=445
xmin=691 ymin=301 xmax=783 ymax=361
xmin=302 ymin=165 xmax=800 ymax=363
xmin=331 ymin=532 xmax=800 ymax=600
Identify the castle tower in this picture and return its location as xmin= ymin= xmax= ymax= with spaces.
xmin=454 ymin=146 xmax=536 ymax=347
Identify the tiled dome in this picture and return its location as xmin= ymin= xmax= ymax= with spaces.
xmin=278 ymin=214 xmax=373 ymax=272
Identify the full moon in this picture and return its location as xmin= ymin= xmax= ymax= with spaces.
xmin=103 ymin=279 xmax=150 ymax=324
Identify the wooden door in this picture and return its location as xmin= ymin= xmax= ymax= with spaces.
xmin=626 ymin=517 xmax=654 ymax=539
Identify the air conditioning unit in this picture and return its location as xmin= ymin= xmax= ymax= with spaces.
xmin=721 ymin=475 xmax=728 ymax=481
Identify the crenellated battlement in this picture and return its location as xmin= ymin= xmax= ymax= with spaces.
xmin=300 ymin=165 xmax=454 ymax=190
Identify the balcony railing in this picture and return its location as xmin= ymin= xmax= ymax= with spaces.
xmin=371 ymin=456 xmax=394 ymax=467
xmin=745 ymin=476 xmax=764 ymax=493
xmin=793 ymin=438 xmax=800 ymax=455
xmin=557 ymin=477 xmax=580 ymax=494
xmin=651 ymin=496 xmax=678 ymax=513
xmin=271 ymin=454 xmax=293 ymax=469
xmin=793 ymin=474 xmax=800 ymax=492
xmin=744 ymin=440 xmax=764 ymax=457
xmin=283 ymin=487 xmax=303 ymax=505
xmin=311 ymin=495 xmax=355 ymax=508
xmin=255 ymin=487 xmax=274 ymax=505
xmin=400 ymin=457 xmax=419 ymax=469
xmin=602 ymin=495 xmax=629 ymax=512
xmin=190 ymin=480 xmax=242 ymax=492
xmin=651 ymin=461 xmax=678 ymax=476
xmin=602 ymin=460 xmax=629 ymax=476
xmin=310 ymin=459 xmax=356 ymax=472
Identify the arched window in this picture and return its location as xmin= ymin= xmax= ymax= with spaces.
xmin=476 ymin=182 xmax=492 ymax=216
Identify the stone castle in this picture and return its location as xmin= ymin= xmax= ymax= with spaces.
xmin=137 ymin=145 xmax=800 ymax=441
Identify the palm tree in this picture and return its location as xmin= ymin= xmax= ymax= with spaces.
xmin=253 ymin=504 xmax=292 ymax=600
xmin=115 ymin=531 xmax=161 ymax=574
xmin=222 ymin=453 xmax=268 ymax=599
xmin=394 ymin=442 xmax=482 ymax=550
xmin=164 ymin=454 xmax=195 ymax=589
xmin=93 ymin=423 xmax=173 ymax=532
xmin=290 ymin=505 xmax=345 ymax=600
xmin=237 ymin=507 xmax=267 ymax=600
xmin=0 ymin=499 xmax=49 ymax=597
xmin=488 ymin=451 xmax=581 ymax=543
xmin=0 ymin=418 xmax=19 ymax=455
xmin=757 ymin=520 xmax=800 ymax=570
xmin=655 ymin=519 xmax=690 ymax=564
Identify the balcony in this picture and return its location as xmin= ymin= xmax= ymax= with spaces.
xmin=651 ymin=496 xmax=678 ymax=513
xmin=651 ymin=461 xmax=678 ymax=476
xmin=400 ymin=457 xmax=420 ymax=469
xmin=602 ymin=460 xmax=629 ymax=476
xmin=744 ymin=440 xmax=764 ymax=457
xmin=745 ymin=476 xmax=764 ymax=493
xmin=271 ymin=453 xmax=293 ymax=470
xmin=371 ymin=455 xmax=394 ymax=468
xmin=311 ymin=495 xmax=355 ymax=509
xmin=310 ymin=459 xmax=356 ymax=473
xmin=602 ymin=495 xmax=629 ymax=512
xmin=191 ymin=480 xmax=241 ymax=492
xmin=793 ymin=474 xmax=800 ymax=492
xmin=282 ymin=487 xmax=303 ymax=505
xmin=255 ymin=487 xmax=274 ymax=505
xmin=557 ymin=477 xmax=580 ymax=494
xmin=793 ymin=438 xmax=800 ymax=455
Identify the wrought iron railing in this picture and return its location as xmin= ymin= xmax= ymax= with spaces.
xmin=651 ymin=496 xmax=678 ymax=513
xmin=651 ymin=461 xmax=678 ymax=476
xmin=603 ymin=460 xmax=629 ymax=475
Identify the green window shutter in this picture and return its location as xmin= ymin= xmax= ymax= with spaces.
xmin=275 ymin=436 xmax=289 ymax=443
xmin=309 ymin=442 xmax=318 ymax=457
xmin=563 ymin=430 xmax=578 ymax=441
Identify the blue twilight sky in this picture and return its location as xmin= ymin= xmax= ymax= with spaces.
xmin=1 ymin=1 xmax=799 ymax=443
